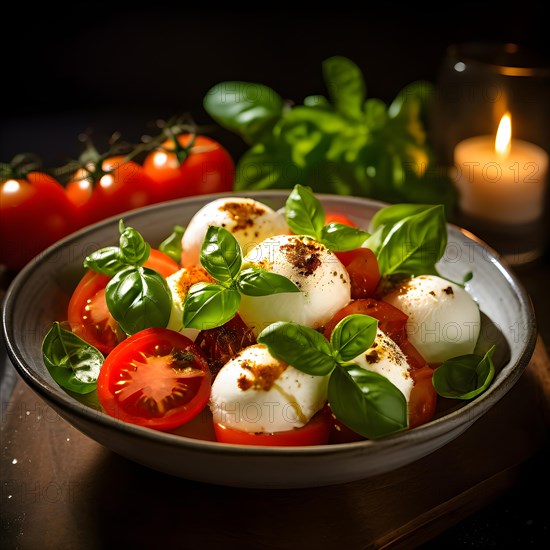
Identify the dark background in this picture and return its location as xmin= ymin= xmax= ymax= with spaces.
xmin=2 ymin=4 xmax=549 ymax=167
xmin=2 ymin=4 xmax=549 ymax=548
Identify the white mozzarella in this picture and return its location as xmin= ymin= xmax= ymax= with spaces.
xmin=165 ymin=267 xmax=213 ymax=340
xmin=209 ymin=344 xmax=329 ymax=433
xmin=383 ymin=274 xmax=481 ymax=364
xmin=180 ymin=197 xmax=289 ymax=267
xmin=351 ymin=328 xmax=414 ymax=401
xmin=238 ymin=235 xmax=351 ymax=335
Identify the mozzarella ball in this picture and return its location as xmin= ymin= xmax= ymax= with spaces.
xmin=383 ymin=275 xmax=481 ymax=364
xmin=238 ymin=235 xmax=351 ymax=335
xmin=180 ymin=197 xmax=289 ymax=267
xmin=165 ymin=267 xmax=214 ymax=339
xmin=351 ymin=328 xmax=414 ymax=401
xmin=209 ymin=344 xmax=329 ymax=433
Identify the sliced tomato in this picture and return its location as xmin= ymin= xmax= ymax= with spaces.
xmin=336 ymin=247 xmax=380 ymax=299
xmin=323 ymin=298 xmax=427 ymax=370
xmin=194 ymin=314 xmax=256 ymax=378
xmin=97 ymin=328 xmax=212 ymax=430
xmin=67 ymin=270 xmax=122 ymax=354
xmin=67 ymin=249 xmax=180 ymax=354
xmin=213 ymin=406 xmax=332 ymax=446
xmin=408 ymin=366 xmax=437 ymax=429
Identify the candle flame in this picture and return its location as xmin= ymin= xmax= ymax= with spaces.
xmin=495 ymin=112 xmax=512 ymax=158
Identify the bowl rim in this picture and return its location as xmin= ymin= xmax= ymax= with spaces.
xmin=1 ymin=190 xmax=538 ymax=458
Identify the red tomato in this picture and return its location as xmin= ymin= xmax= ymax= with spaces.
xmin=336 ymin=247 xmax=380 ymax=299
xmin=0 ymin=172 xmax=76 ymax=271
xmin=140 ymin=248 xmax=182 ymax=279
xmin=67 ymin=249 xmax=180 ymax=354
xmin=97 ymin=328 xmax=212 ymax=431
xmin=213 ymin=406 xmax=332 ymax=446
xmin=323 ymin=298 xmax=427 ymax=370
xmin=143 ymin=133 xmax=235 ymax=202
xmin=194 ymin=314 xmax=257 ymax=378
xmin=66 ymin=155 xmax=158 ymax=228
xmin=408 ymin=366 xmax=437 ymax=429
xmin=324 ymin=212 xmax=358 ymax=227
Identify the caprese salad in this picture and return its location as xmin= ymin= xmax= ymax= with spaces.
xmin=42 ymin=184 xmax=496 ymax=446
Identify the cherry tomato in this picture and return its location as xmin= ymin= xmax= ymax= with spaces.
xmin=408 ymin=366 xmax=437 ymax=429
xmin=323 ymin=298 xmax=427 ymax=370
xmin=0 ymin=172 xmax=76 ymax=271
xmin=325 ymin=212 xmax=358 ymax=227
xmin=67 ymin=249 xmax=180 ymax=354
xmin=195 ymin=314 xmax=256 ymax=378
xmin=336 ymin=247 xmax=380 ymax=299
xmin=213 ymin=406 xmax=332 ymax=446
xmin=97 ymin=327 xmax=212 ymax=431
xmin=66 ymin=155 xmax=157 ymax=228
xmin=143 ymin=133 xmax=235 ymax=202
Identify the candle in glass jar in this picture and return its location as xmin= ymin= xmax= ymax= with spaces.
xmin=453 ymin=113 xmax=549 ymax=224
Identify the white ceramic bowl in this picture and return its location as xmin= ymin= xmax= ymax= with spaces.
xmin=1 ymin=191 xmax=537 ymax=488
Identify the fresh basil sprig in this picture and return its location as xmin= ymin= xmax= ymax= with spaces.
xmin=258 ymin=314 xmax=408 ymax=439
xmin=365 ymin=203 xmax=447 ymax=277
xmin=432 ymin=345 xmax=496 ymax=400
xmin=84 ymin=220 xmax=151 ymax=275
xmin=159 ymin=224 xmax=186 ymax=263
xmin=182 ymin=226 xmax=299 ymax=330
xmin=285 ymin=184 xmax=370 ymax=252
xmin=42 ymin=322 xmax=103 ymax=394
xmin=84 ymin=220 xmax=172 ymax=336
xmin=203 ymin=56 xmax=457 ymax=212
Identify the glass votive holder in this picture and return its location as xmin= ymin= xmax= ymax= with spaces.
xmin=431 ymin=41 xmax=550 ymax=267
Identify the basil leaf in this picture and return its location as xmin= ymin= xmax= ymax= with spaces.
xmin=388 ymin=80 xmax=434 ymax=145
xmin=257 ymin=321 xmax=337 ymax=376
xmin=203 ymin=81 xmax=284 ymax=145
xmin=237 ymin=267 xmax=300 ymax=296
xmin=320 ymin=222 xmax=370 ymax=252
xmin=433 ymin=345 xmax=496 ymax=400
xmin=322 ymin=55 xmax=366 ymax=121
xmin=234 ymin=136 xmax=293 ymax=191
xmin=42 ymin=322 xmax=103 ymax=394
xmin=303 ymin=95 xmax=330 ymax=107
xmin=277 ymin=107 xmax=339 ymax=168
xmin=285 ymin=183 xmax=325 ymax=239
xmin=328 ymin=365 xmax=408 ymax=439
xmin=118 ymin=222 xmax=151 ymax=266
xmin=369 ymin=203 xmax=440 ymax=232
xmin=105 ymin=266 xmax=172 ymax=335
xmin=364 ymin=98 xmax=388 ymax=131
xmin=200 ymin=226 xmax=242 ymax=284
xmin=159 ymin=225 xmax=185 ymax=263
xmin=365 ymin=204 xmax=447 ymax=277
xmin=330 ymin=314 xmax=378 ymax=362
xmin=182 ymin=282 xmax=241 ymax=330
xmin=83 ymin=246 xmax=127 ymax=276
